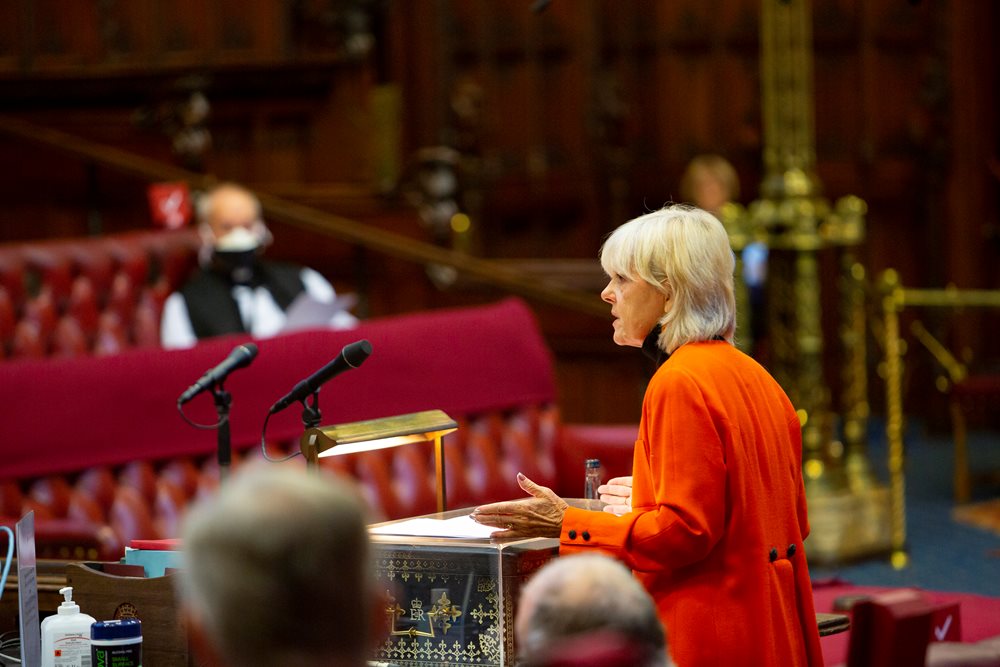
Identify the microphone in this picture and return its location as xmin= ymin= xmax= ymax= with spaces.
xmin=177 ymin=343 xmax=259 ymax=405
xmin=269 ymin=339 xmax=372 ymax=414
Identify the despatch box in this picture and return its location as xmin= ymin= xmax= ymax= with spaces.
xmin=369 ymin=510 xmax=559 ymax=667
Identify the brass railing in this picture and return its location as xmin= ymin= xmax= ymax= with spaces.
xmin=878 ymin=269 xmax=1000 ymax=561
xmin=0 ymin=114 xmax=606 ymax=319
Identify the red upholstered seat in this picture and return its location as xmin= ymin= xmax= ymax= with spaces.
xmin=0 ymin=252 xmax=26 ymax=304
xmin=75 ymin=467 xmax=117 ymax=515
xmin=0 ymin=481 xmax=24 ymax=517
xmin=158 ymin=459 xmax=201 ymax=500
xmin=24 ymin=290 xmax=57 ymax=347
xmin=109 ymin=485 xmax=158 ymax=545
xmin=0 ymin=228 xmax=200 ymax=362
xmin=28 ymin=476 xmax=73 ymax=518
xmin=154 ymin=479 xmax=189 ymax=540
xmin=67 ymin=275 xmax=100 ymax=336
xmin=70 ymin=244 xmax=117 ymax=296
xmin=0 ymin=287 xmax=13 ymax=359
xmin=52 ymin=317 xmax=88 ymax=357
xmin=94 ymin=311 xmax=128 ymax=355
xmin=67 ymin=489 xmax=105 ymax=525
xmin=12 ymin=319 xmax=44 ymax=358
xmin=23 ymin=246 xmax=74 ymax=305
xmin=119 ymin=461 xmax=159 ymax=506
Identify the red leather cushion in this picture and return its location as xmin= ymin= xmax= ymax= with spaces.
xmin=67 ymin=276 xmax=99 ymax=335
xmin=109 ymin=485 xmax=157 ymax=544
xmin=0 ymin=481 xmax=24 ymax=516
xmin=12 ymin=320 xmax=44 ymax=358
xmin=75 ymin=467 xmax=117 ymax=513
xmin=118 ymin=461 xmax=158 ymax=505
xmin=28 ymin=476 xmax=73 ymax=518
xmin=52 ymin=317 xmax=88 ymax=357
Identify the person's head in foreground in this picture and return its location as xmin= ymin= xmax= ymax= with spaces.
xmin=177 ymin=463 xmax=377 ymax=667
xmin=515 ymin=554 xmax=669 ymax=667
xmin=599 ymin=203 xmax=736 ymax=355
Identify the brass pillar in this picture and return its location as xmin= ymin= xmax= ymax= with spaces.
xmin=751 ymin=0 xmax=889 ymax=563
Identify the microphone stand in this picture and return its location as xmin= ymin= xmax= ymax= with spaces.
xmin=211 ymin=384 xmax=233 ymax=482
xmin=301 ymin=392 xmax=322 ymax=471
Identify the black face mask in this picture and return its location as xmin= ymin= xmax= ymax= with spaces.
xmin=211 ymin=248 xmax=258 ymax=285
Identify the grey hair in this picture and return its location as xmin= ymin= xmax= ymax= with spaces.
xmin=516 ymin=554 xmax=668 ymax=667
xmin=600 ymin=204 xmax=736 ymax=354
xmin=177 ymin=463 xmax=374 ymax=667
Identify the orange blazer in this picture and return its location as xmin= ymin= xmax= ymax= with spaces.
xmin=561 ymin=341 xmax=823 ymax=667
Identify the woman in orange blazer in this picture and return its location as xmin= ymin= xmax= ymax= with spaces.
xmin=473 ymin=205 xmax=823 ymax=667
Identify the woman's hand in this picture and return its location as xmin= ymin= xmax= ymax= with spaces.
xmin=598 ymin=476 xmax=633 ymax=516
xmin=471 ymin=473 xmax=568 ymax=539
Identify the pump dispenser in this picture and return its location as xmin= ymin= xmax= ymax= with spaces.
xmin=41 ymin=586 xmax=96 ymax=667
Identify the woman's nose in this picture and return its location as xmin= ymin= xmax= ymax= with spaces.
xmin=601 ymin=283 xmax=614 ymax=303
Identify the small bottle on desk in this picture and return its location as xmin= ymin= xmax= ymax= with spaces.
xmin=584 ymin=458 xmax=603 ymax=510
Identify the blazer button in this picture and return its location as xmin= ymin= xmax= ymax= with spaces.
xmin=769 ymin=548 xmax=778 ymax=562
xmin=787 ymin=544 xmax=797 ymax=558
xmin=568 ymin=530 xmax=577 ymax=540
xmin=582 ymin=531 xmax=591 ymax=541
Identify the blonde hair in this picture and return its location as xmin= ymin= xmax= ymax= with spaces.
xmin=600 ymin=204 xmax=736 ymax=354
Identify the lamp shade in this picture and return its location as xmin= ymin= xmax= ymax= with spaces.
xmin=300 ymin=409 xmax=457 ymax=512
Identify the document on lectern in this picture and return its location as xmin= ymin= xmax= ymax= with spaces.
xmin=369 ymin=514 xmax=498 ymax=539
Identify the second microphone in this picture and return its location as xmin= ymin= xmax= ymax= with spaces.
xmin=269 ymin=339 xmax=372 ymax=414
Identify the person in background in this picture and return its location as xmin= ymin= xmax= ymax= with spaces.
xmin=678 ymin=154 xmax=740 ymax=219
xmin=472 ymin=205 xmax=822 ymax=667
xmin=681 ymin=153 xmax=768 ymax=345
xmin=160 ymin=182 xmax=357 ymax=349
xmin=515 ymin=553 xmax=670 ymax=667
xmin=176 ymin=463 xmax=381 ymax=667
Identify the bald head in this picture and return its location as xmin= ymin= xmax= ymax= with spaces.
xmin=197 ymin=183 xmax=266 ymax=244
xmin=516 ymin=554 xmax=667 ymax=666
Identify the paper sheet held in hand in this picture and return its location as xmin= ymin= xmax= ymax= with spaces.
xmin=369 ymin=514 xmax=498 ymax=539
xmin=283 ymin=292 xmax=358 ymax=332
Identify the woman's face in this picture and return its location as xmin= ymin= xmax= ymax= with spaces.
xmin=600 ymin=273 xmax=668 ymax=347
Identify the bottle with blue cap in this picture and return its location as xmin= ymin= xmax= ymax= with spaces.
xmin=91 ymin=618 xmax=142 ymax=667
xmin=40 ymin=586 xmax=96 ymax=667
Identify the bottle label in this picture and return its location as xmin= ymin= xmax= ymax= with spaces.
xmin=53 ymin=633 xmax=92 ymax=667
xmin=92 ymin=643 xmax=141 ymax=667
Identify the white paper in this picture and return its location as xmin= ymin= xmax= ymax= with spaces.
xmin=283 ymin=292 xmax=358 ymax=332
xmin=369 ymin=514 xmax=499 ymax=539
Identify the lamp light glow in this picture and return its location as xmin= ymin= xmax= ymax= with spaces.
xmin=300 ymin=409 xmax=457 ymax=512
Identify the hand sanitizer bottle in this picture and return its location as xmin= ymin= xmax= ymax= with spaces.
xmin=41 ymin=586 xmax=96 ymax=667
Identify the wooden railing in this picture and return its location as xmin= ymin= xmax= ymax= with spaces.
xmin=0 ymin=115 xmax=606 ymax=319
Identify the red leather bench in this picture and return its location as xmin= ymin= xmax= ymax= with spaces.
xmin=0 ymin=229 xmax=200 ymax=359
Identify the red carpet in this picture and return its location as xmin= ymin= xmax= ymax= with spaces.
xmin=814 ymin=582 xmax=1000 ymax=666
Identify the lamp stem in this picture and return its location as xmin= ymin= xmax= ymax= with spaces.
xmin=434 ymin=435 xmax=447 ymax=513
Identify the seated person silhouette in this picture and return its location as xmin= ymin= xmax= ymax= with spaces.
xmin=160 ymin=182 xmax=357 ymax=349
